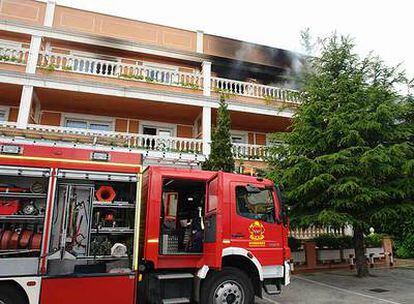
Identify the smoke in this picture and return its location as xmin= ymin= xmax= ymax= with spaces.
xmin=216 ymin=40 xmax=304 ymax=90
xmin=277 ymin=52 xmax=304 ymax=90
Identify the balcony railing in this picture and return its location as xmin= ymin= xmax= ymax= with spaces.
xmin=0 ymin=122 xmax=203 ymax=155
xmin=36 ymin=50 xmax=299 ymax=103
xmin=37 ymin=52 xmax=203 ymax=90
xmin=290 ymin=227 xmax=348 ymax=240
xmin=211 ymin=76 xmax=300 ymax=104
xmin=0 ymin=122 xmax=274 ymax=160
xmin=0 ymin=45 xmax=28 ymax=66
xmin=232 ymin=143 xmax=269 ymax=160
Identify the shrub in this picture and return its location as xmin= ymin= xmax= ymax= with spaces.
xmin=314 ymin=234 xmax=354 ymax=249
xmin=288 ymin=237 xmax=302 ymax=251
xmin=365 ymin=233 xmax=384 ymax=248
xmin=395 ymin=234 xmax=414 ymax=258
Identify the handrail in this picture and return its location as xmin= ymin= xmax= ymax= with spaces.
xmin=37 ymin=51 xmax=203 ymax=89
xmin=211 ymin=76 xmax=300 ymax=103
xmin=232 ymin=142 xmax=269 ymax=160
xmin=25 ymin=124 xmax=204 ymax=154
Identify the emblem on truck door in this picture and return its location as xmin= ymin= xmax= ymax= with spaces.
xmin=248 ymin=221 xmax=266 ymax=247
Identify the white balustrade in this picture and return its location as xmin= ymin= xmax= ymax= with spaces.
xmin=36 ymin=52 xmax=300 ymax=104
xmin=24 ymin=124 xmax=203 ymax=154
xmin=37 ymin=52 xmax=203 ymax=89
xmin=290 ymin=226 xmax=346 ymax=240
xmin=232 ymin=143 xmax=269 ymax=160
xmin=211 ymin=76 xmax=300 ymax=103
xmin=0 ymin=44 xmax=29 ymax=65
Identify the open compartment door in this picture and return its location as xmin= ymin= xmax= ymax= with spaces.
xmin=203 ymin=173 xmax=222 ymax=269
xmin=40 ymin=169 xmax=138 ymax=304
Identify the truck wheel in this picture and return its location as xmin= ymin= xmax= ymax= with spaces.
xmin=201 ymin=267 xmax=254 ymax=304
xmin=0 ymin=285 xmax=27 ymax=304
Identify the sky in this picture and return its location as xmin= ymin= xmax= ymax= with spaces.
xmin=56 ymin=0 xmax=413 ymax=78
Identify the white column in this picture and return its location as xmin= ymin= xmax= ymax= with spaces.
xmin=16 ymin=85 xmax=34 ymax=129
xmin=44 ymin=0 xmax=56 ymax=27
xmin=196 ymin=30 xmax=204 ymax=53
xmin=202 ymin=106 xmax=211 ymax=156
xmin=26 ymin=35 xmax=42 ymax=74
xmin=32 ymin=91 xmax=41 ymax=124
xmin=202 ymin=61 xmax=211 ymax=97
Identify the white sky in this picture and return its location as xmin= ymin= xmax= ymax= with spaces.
xmin=57 ymin=0 xmax=413 ymax=78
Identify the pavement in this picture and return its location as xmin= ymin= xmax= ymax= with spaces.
xmin=256 ymin=266 xmax=414 ymax=304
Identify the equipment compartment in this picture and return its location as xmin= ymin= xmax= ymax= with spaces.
xmin=47 ymin=170 xmax=137 ymax=276
xmin=0 ymin=166 xmax=50 ymax=276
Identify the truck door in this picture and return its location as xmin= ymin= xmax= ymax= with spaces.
xmin=229 ymin=182 xmax=284 ymax=267
xmin=203 ymin=174 xmax=222 ymax=269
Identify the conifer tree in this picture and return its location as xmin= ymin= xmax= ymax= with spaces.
xmin=203 ymin=95 xmax=235 ymax=172
xmin=268 ymin=35 xmax=414 ymax=277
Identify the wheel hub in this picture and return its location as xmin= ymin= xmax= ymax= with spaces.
xmin=214 ymin=280 xmax=244 ymax=304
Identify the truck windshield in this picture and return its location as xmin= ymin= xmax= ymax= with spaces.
xmin=236 ymin=186 xmax=275 ymax=223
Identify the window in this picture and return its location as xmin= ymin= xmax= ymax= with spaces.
xmin=143 ymin=126 xmax=173 ymax=137
xmin=0 ymin=39 xmax=22 ymax=49
xmin=65 ymin=118 xmax=112 ymax=131
xmin=230 ymin=132 xmax=247 ymax=144
xmin=89 ymin=122 xmax=112 ymax=131
xmin=208 ymin=177 xmax=218 ymax=212
xmin=66 ymin=119 xmax=87 ymax=129
xmin=0 ymin=110 xmax=8 ymax=122
xmin=0 ymin=107 xmax=10 ymax=122
xmin=235 ymin=185 xmax=275 ymax=223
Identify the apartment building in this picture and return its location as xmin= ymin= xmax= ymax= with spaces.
xmin=0 ymin=0 xmax=300 ymax=171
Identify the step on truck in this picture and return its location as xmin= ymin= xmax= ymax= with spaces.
xmin=0 ymin=142 xmax=291 ymax=304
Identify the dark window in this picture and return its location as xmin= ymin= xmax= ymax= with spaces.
xmin=236 ymin=186 xmax=275 ymax=223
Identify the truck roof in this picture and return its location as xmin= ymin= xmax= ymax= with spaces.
xmin=146 ymin=166 xmax=274 ymax=186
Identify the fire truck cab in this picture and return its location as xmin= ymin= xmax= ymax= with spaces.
xmin=0 ymin=142 xmax=290 ymax=304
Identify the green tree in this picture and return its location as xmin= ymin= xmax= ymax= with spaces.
xmin=203 ymin=95 xmax=235 ymax=172
xmin=267 ymin=35 xmax=414 ymax=277
xmin=376 ymin=94 xmax=414 ymax=258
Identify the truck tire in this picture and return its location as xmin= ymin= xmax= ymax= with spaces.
xmin=200 ymin=267 xmax=254 ymax=304
xmin=0 ymin=285 xmax=27 ymax=304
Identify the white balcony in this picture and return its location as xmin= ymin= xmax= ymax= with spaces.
xmin=0 ymin=122 xmax=204 ymax=155
xmin=35 ymin=50 xmax=299 ymax=104
xmin=0 ymin=39 xmax=300 ymax=104
xmin=0 ymin=122 xmax=272 ymax=161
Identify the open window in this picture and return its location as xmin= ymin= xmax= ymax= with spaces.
xmin=159 ymin=178 xmax=205 ymax=255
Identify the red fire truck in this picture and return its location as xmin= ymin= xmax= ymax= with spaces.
xmin=0 ymin=141 xmax=290 ymax=304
